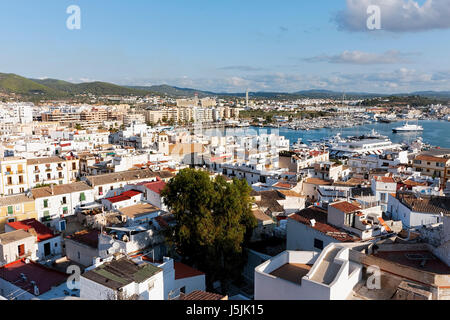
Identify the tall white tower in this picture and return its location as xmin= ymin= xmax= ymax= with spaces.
xmin=246 ymin=89 xmax=249 ymax=108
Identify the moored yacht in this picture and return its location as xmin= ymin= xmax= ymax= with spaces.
xmin=392 ymin=122 xmax=423 ymax=133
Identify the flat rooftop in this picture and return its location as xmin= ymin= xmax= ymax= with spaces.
xmin=82 ymin=257 xmax=162 ymax=290
xmin=119 ymin=203 xmax=160 ymax=219
xmin=0 ymin=259 xmax=68 ymax=296
xmin=269 ymin=263 xmax=312 ymax=285
xmin=374 ymin=250 xmax=450 ymax=275
xmin=0 ymin=229 xmax=34 ymax=245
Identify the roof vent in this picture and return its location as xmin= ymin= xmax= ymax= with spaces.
xmin=310 ymin=219 xmax=316 ymax=227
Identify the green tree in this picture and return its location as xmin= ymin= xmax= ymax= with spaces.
xmin=161 ymin=169 xmax=256 ymax=294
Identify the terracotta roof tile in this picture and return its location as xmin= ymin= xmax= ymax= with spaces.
xmin=330 ymin=201 xmax=361 ymax=213
xmin=181 ymin=290 xmax=226 ymax=300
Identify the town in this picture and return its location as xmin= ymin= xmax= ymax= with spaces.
xmin=1 ymin=0 xmax=450 ymax=306
xmin=0 ymin=91 xmax=449 ymax=301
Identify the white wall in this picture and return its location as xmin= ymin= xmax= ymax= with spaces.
xmin=0 ymin=235 xmax=37 ymax=265
xmin=80 ymin=269 xmax=164 ymax=300
xmin=388 ymin=194 xmax=442 ymax=228
xmin=254 ymin=251 xmax=322 ymax=300
xmin=36 ymin=236 xmax=62 ymax=260
xmin=287 ymin=218 xmax=340 ymax=252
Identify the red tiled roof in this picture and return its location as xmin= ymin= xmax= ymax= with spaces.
xmin=304 ymin=178 xmax=332 ymax=185
xmin=143 ymin=180 xmax=166 ymax=195
xmin=181 ymin=290 xmax=225 ymax=300
xmin=415 ymin=155 xmax=449 ymax=163
xmin=174 ymin=262 xmax=205 ymax=280
xmin=288 ymin=209 xmax=359 ymax=242
xmin=0 ymin=259 xmax=68 ymax=296
xmin=105 ymin=195 xmax=129 ymax=203
xmin=7 ymin=219 xmax=56 ymax=242
xmin=374 ymin=176 xmax=396 ymax=183
xmin=105 ymin=190 xmax=142 ymax=203
xmin=330 ymin=201 xmax=361 ymax=214
xmin=273 ymin=182 xmax=292 ymax=189
xmin=121 ymin=190 xmax=142 ymax=198
xmin=66 ymin=229 xmax=99 ymax=248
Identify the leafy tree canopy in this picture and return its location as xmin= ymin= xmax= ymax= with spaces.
xmin=161 ymin=169 xmax=257 ymax=293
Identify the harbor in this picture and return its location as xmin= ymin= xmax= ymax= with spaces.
xmin=215 ymin=120 xmax=450 ymax=149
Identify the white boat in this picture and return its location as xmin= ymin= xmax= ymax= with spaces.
xmin=392 ymin=122 xmax=423 ymax=133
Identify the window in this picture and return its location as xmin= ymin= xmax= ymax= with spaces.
xmin=43 ymin=199 xmax=48 ymax=208
xmin=62 ymin=197 xmax=67 ymax=204
xmin=72 ymin=162 xmax=76 ymax=170
xmin=148 ymin=281 xmax=155 ymax=291
xmin=7 ymin=206 xmax=13 ymax=215
xmin=18 ymin=244 xmax=25 ymax=256
xmin=62 ymin=207 xmax=68 ymax=215
xmin=60 ymin=220 xmax=66 ymax=231
xmin=314 ymin=239 xmax=324 ymax=250
xmin=79 ymin=192 xmax=86 ymax=201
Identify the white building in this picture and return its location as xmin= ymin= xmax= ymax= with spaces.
xmin=5 ymin=219 xmax=62 ymax=262
xmin=387 ymin=192 xmax=448 ymax=228
xmin=254 ymin=245 xmax=362 ymax=300
xmin=371 ymin=176 xmax=398 ymax=212
xmin=0 ymin=230 xmax=37 ymax=265
xmin=80 ymin=256 xmax=164 ymax=300
xmin=31 ymin=181 xmax=95 ymax=230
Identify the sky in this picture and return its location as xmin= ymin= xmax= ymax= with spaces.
xmin=1 ymin=0 xmax=450 ymax=93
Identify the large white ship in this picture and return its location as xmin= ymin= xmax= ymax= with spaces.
xmin=392 ymin=122 xmax=424 ymax=133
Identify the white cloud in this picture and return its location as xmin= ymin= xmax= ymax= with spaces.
xmin=116 ymin=68 xmax=450 ymax=94
xmin=335 ymin=0 xmax=450 ymax=32
xmin=304 ymin=50 xmax=411 ymax=64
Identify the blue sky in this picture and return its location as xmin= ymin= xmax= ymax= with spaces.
xmin=1 ymin=0 xmax=450 ymax=93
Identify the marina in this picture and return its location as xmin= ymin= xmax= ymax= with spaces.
xmin=212 ymin=120 xmax=450 ymax=149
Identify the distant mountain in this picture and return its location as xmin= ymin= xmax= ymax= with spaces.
xmin=127 ymin=85 xmax=216 ymax=98
xmin=33 ymin=78 xmax=149 ymax=96
xmin=0 ymin=73 xmax=66 ymax=98
xmin=409 ymin=91 xmax=450 ymax=99
xmin=1 ymin=72 xmax=449 ymax=101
